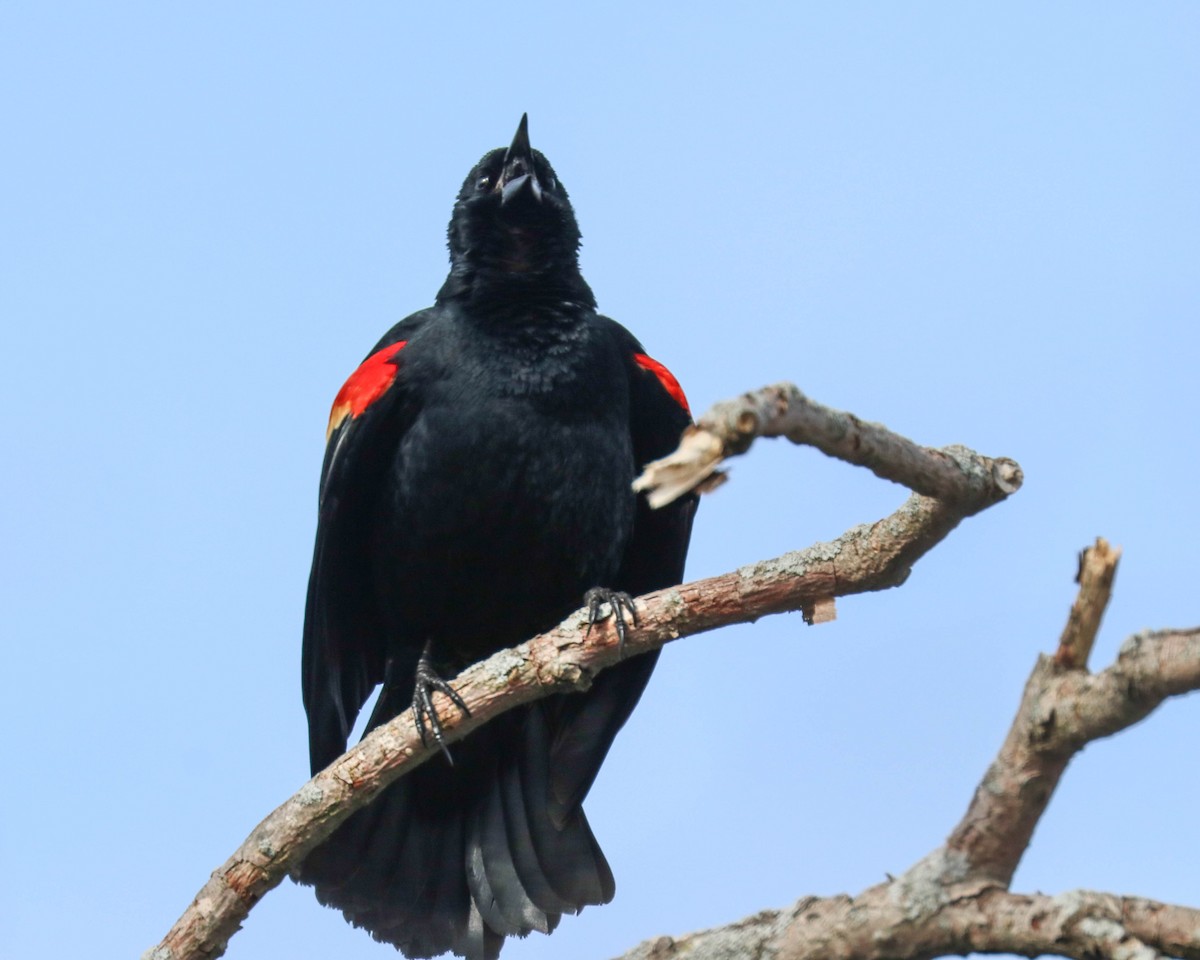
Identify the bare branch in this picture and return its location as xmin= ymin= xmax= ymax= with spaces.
xmin=1046 ymin=626 xmax=1200 ymax=747
xmin=634 ymin=382 xmax=1023 ymax=508
xmin=145 ymin=387 xmax=1023 ymax=960
xmin=149 ymin=363 xmax=1198 ymax=960
xmin=609 ymin=577 xmax=1200 ymax=960
xmin=945 ymin=626 xmax=1200 ymax=885
xmin=147 ymin=493 xmax=1002 ymax=960
xmin=617 ymin=889 xmax=1200 ymax=960
xmin=946 ymin=540 xmax=1123 ymax=884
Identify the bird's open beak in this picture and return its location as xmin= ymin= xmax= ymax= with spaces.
xmin=500 ymin=114 xmax=543 ymax=205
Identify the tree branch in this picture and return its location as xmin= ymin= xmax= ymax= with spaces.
xmin=612 ymin=567 xmax=1200 ymax=960
xmin=632 ymin=382 xmax=1023 ymax=509
xmin=945 ymin=625 xmax=1200 ymax=886
xmin=618 ymin=889 xmax=1200 ymax=960
xmin=146 ymin=385 xmax=1022 ymax=960
xmin=148 ymin=383 xmax=1199 ymax=960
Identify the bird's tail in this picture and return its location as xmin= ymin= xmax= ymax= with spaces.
xmin=294 ymin=700 xmax=616 ymax=960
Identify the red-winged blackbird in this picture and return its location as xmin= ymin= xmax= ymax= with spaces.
xmin=296 ymin=116 xmax=696 ymax=960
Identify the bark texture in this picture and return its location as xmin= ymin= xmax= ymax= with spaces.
xmin=618 ymin=890 xmax=1200 ymax=960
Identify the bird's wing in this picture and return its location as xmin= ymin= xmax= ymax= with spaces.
xmin=302 ymin=312 xmax=430 ymax=774
xmin=620 ymin=347 xmax=697 ymax=594
xmin=547 ymin=324 xmax=698 ymax=822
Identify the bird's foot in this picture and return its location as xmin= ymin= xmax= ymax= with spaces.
xmin=413 ymin=643 xmax=471 ymax=764
xmin=584 ymin=587 xmax=639 ymax=656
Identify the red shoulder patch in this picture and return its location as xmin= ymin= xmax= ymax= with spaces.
xmin=633 ymin=353 xmax=690 ymax=415
xmin=326 ymin=341 xmax=407 ymax=440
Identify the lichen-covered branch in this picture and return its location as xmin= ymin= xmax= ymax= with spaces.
xmin=618 ymin=889 xmax=1200 ymax=960
xmin=145 ymin=387 xmax=1022 ymax=960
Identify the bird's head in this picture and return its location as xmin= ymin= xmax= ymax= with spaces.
xmin=442 ymin=115 xmax=590 ymax=299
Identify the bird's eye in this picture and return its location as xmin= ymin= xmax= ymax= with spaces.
xmin=546 ymin=175 xmax=557 ymax=191
xmin=476 ymin=175 xmax=492 ymax=191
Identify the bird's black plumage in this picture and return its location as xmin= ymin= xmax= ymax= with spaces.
xmin=296 ymin=115 xmax=696 ymax=959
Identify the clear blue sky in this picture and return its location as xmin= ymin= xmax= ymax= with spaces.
xmin=2 ymin=4 xmax=1197 ymax=959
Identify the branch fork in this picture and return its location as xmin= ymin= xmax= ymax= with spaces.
xmin=615 ymin=539 xmax=1200 ymax=960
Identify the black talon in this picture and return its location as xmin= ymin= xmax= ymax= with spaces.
xmin=412 ymin=642 xmax=471 ymax=764
xmin=584 ymin=587 xmax=639 ymax=655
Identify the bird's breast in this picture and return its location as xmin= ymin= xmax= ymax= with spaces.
xmin=372 ymin=364 xmax=635 ymax=659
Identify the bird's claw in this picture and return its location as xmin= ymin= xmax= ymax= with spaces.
xmin=412 ymin=651 xmax=471 ymax=765
xmin=584 ymin=587 xmax=639 ymax=655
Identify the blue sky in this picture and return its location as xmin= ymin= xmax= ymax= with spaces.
xmin=2 ymin=4 xmax=1197 ymax=959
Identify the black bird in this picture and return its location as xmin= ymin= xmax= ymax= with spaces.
xmin=296 ymin=115 xmax=696 ymax=959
